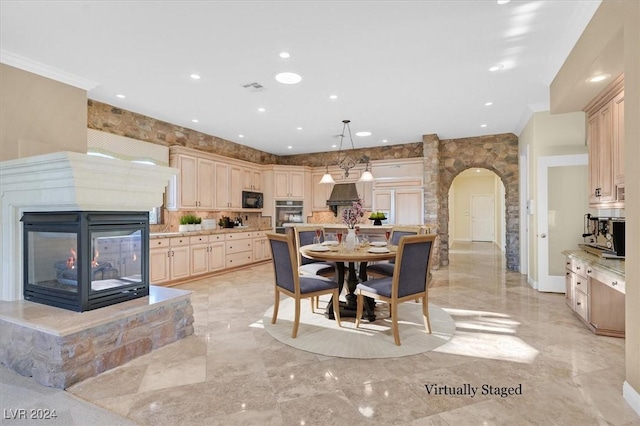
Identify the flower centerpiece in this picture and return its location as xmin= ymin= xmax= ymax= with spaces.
xmin=342 ymin=199 xmax=365 ymax=228
xmin=342 ymin=200 xmax=364 ymax=251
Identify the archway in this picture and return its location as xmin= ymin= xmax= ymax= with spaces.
xmin=424 ymin=133 xmax=519 ymax=271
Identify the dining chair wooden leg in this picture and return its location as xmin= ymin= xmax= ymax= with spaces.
xmin=332 ymin=289 xmax=342 ymax=328
xmin=355 ymin=293 xmax=363 ymax=328
xmin=292 ymin=298 xmax=301 ymax=338
xmin=391 ymin=303 xmax=401 ymax=346
xmin=422 ymin=296 xmax=432 ymax=334
xmin=310 ymin=297 xmax=315 ymax=313
xmin=271 ymin=290 xmax=280 ymax=324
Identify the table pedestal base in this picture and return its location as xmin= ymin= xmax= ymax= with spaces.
xmin=324 ymin=261 xmax=376 ymax=321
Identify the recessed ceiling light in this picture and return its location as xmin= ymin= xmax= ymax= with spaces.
xmin=382 ymin=139 xmax=388 ymax=143
xmin=190 ymin=73 xmax=201 ymax=80
xmin=257 ymin=107 xmax=266 ymax=112
xmin=287 ymin=145 xmax=293 ymax=150
xmin=356 ymin=131 xmax=372 ymax=137
xmin=192 ymin=119 xmax=199 ymax=123
xmin=497 ymin=0 xmax=510 ymax=4
xmin=489 ymin=64 xmax=504 ymax=72
xmin=275 ymin=72 xmax=302 ymax=85
xmin=480 ymin=124 xmax=488 ymax=128
xmin=476 ymin=169 xmax=481 ymax=172
xmin=586 ymin=74 xmax=611 ymax=83
xmin=296 ymin=127 xmax=303 ymax=130
xmin=329 ymin=94 xmax=338 ymax=100
xmin=485 ymin=102 xmax=493 ymax=106
xmin=116 ymin=94 xmax=125 ymax=99
xmin=279 ymin=51 xmax=290 ymax=59
xmin=331 ymin=144 xmax=337 ymax=148
xmin=238 ymin=134 xmax=244 ymax=138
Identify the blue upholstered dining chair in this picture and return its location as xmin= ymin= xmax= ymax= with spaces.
xmin=365 ymin=225 xmax=424 ymax=279
xmin=294 ymin=227 xmax=336 ymax=312
xmin=267 ymin=232 xmax=341 ymax=338
xmin=355 ymin=234 xmax=437 ymax=346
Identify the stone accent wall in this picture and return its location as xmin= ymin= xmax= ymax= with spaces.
xmin=278 ymin=143 xmax=424 ymax=166
xmin=87 ymin=100 xmax=278 ymax=165
xmin=0 ymin=296 xmax=194 ymax=389
xmin=435 ymin=133 xmax=519 ymax=270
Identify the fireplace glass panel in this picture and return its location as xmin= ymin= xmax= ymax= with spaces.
xmin=90 ymin=230 xmax=142 ymax=291
xmin=27 ymin=231 xmax=79 ymax=293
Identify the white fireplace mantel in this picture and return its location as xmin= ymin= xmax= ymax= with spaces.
xmin=0 ymin=151 xmax=178 ymax=301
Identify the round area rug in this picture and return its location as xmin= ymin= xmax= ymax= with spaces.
xmin=263 ymin=297 xmax=455 ymax=358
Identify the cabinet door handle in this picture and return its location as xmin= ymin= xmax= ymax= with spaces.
xmin=171 ymin=250 xmax=175 ymax=257
xmin=587 ymin=269 xmax=592 ymax=273
xmin=576 ymin=266 xmax=581 ymax=270
xmin=576 ymin=302 xmax=581 ymax=306
xmin=612 ymin=281 xmax=618 ymax=286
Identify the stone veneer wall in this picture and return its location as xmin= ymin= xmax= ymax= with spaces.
xmin=87 ymin=100 xmax=278 ymax=165
xmin=277 ymin=143 xmax=424 ymax=166
xmin=435 ymin=133 xmax=519 ymax=270
xmin=0 ymin=297 xmax=194 ymax=389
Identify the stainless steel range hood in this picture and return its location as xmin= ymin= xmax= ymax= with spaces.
xmin=326 ymin=183 xmax=360 ymax=216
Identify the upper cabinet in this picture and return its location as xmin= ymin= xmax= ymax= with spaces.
xmin=311 ymin=167 xmax=373 ymax=211
xmin=169 ymin=153 xmax=215 ymax=210
xmin=167 ymin=146 xmax=263 ymax=212
xmin=274 ymin=168 xmax=305 ymax=199
xmin=584 ymin=75 xmax=625 ymax=208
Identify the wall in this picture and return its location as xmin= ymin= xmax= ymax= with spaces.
xmin=0 ymin=64 xmax=87 ymax=161
xmin=520 ymin=111 xmax=588 ymax=284
xmin=450 ymin=173 xmax=497 ymax=242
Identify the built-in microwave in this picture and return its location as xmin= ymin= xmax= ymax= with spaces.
xmin=242 ymin=191 xmax=263 ymax=209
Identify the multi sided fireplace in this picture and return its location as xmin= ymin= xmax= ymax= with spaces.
xmin=21 ymin=211 xmax=149 ymax=312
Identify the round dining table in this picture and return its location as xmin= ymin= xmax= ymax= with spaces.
xmin=299 ymin=242 xmax=397 ymax=321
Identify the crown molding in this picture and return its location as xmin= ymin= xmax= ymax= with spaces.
xmin=0 ymin=50 xmax=99 ymax=91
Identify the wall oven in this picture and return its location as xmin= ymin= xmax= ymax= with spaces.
xmin=275 ymin=200 xmax=304 ymax=234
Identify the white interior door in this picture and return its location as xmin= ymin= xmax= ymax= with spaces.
xmin=536 ymin=154 xmax=589 ymax=292
xmin=471 ymin=195 xmax=495 ymax=242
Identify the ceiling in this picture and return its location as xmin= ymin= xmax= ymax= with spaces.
xmin=0 ymin=1 xmax=602 ymax=156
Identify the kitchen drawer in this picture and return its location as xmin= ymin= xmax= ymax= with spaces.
xmin=253 ymin=231 xmax=266 ymax=238
xmin=208 ymin=234 xmax=224 ymax=242
xmin=570 ymin=258 xmax=588 ymax=278
xmin=226 ymin=251 xmax=253 ymax=268
xmin=574 ymin=272 xmax=588 ymax=295
xmin=226 ymin=239 xmax=253 ymax=254
xmin=170 ymin=236 xmax=190 ymax=247
xmin=150 ymin=238 xmax=170 ymax=249
xmin=225 ymin=232 xmax=254 ymax=240
xmin=587 ymin=267 xmax=625 ymax=294
xmin=189 ymin=235 xmax=208 ymax=245
xmin=575 ymin=289 xmax=589 ymax=322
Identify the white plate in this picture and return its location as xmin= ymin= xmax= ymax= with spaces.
xmin=370 ymin=241 xmax=387 ymax=247
xmin=368 ymin=247 xmax=390 ymax=254
xmin=322 ymin=241 xmax=339 ymax=246
xmin=309 ymin=245 xmax=330 ymax=252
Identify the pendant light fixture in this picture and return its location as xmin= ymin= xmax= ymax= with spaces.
xmin=318 ymin=119 xmax=374 ymax=184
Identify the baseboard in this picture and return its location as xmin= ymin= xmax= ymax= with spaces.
xmin=527 ymin=276 xmax=538 ymax=290
xmin=623 ymin=381 xmax=640 ymax=417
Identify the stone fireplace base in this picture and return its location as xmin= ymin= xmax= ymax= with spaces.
xmin=0 ymin=285 xmax=193 ymax=389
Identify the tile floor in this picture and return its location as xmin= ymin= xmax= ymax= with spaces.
xmin=32 ymin=243 xmax=640 ymax=424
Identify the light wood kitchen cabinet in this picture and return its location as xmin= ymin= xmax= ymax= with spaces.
xmin=585 ymin=75 xmax=624 ymax=207
xmin=189 ymin=234 xmax=225 ymax=275
xmin=225 ymin=232 xmax=253 ymax=268
xmin=564 ymin=253 xmax=625 ymax=338
xmin=171 ymin=154 xmax=215 ymax=210
xmin=373 ymin=187 xmax=423 ymax=225
xmin=150 ymin=237 xmax=190 ymax=284
xmin=214 ymin=162 xmax=243 ymax=210
xmin=252 ymin=231 xmax=271 ymax=262
xmin=274 ymin=169 xmax=305 ymax=198
xmin=243 ymin=167 xmax=262 ymax=191
xmin=311 ymin=168 xmax=372 ymax=211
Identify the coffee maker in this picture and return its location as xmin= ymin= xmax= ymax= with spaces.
xmin=580 ymin=214 xmax=625 ymax=258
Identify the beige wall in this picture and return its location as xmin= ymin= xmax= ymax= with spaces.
xmin=520 ymin=111 xmax=588 ymax=283
xmin=551 ymin=0 xmax=640 ymax=409
xmin=0 ymin=64 xmax=87 ymax=161
xmin=450 ymin=174 xmax=498 ymax=242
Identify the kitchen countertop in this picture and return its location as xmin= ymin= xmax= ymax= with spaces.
xmin=562 ymin=249 xmax=625 ymax=280
xmin=150 ymin=226 xmax=272 ymax=239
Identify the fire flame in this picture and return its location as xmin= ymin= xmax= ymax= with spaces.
xmin=66 ymin=248 xmax=76 ymax=269
xmin=91 ymin=249 xmax=99 ymax=268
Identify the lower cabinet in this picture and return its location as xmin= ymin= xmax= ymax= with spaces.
xmin=225 ymin=232 xmax=254 ymax=268
xmin=150 ymin=237 xmax=190 ymax=284
xmin=253 ymin=232 xmax=272 ymax=262
xmin=564 ymin=254 xmax=625 ymax=338
xmin=190 ymin=234 xmax=226 ymax=276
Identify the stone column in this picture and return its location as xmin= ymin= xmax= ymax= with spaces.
xmin=422 ymin=134 xmax=442 ymax=268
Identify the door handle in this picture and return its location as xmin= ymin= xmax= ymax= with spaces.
xmin=540 ymin=233 xmax=547 ymax=238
